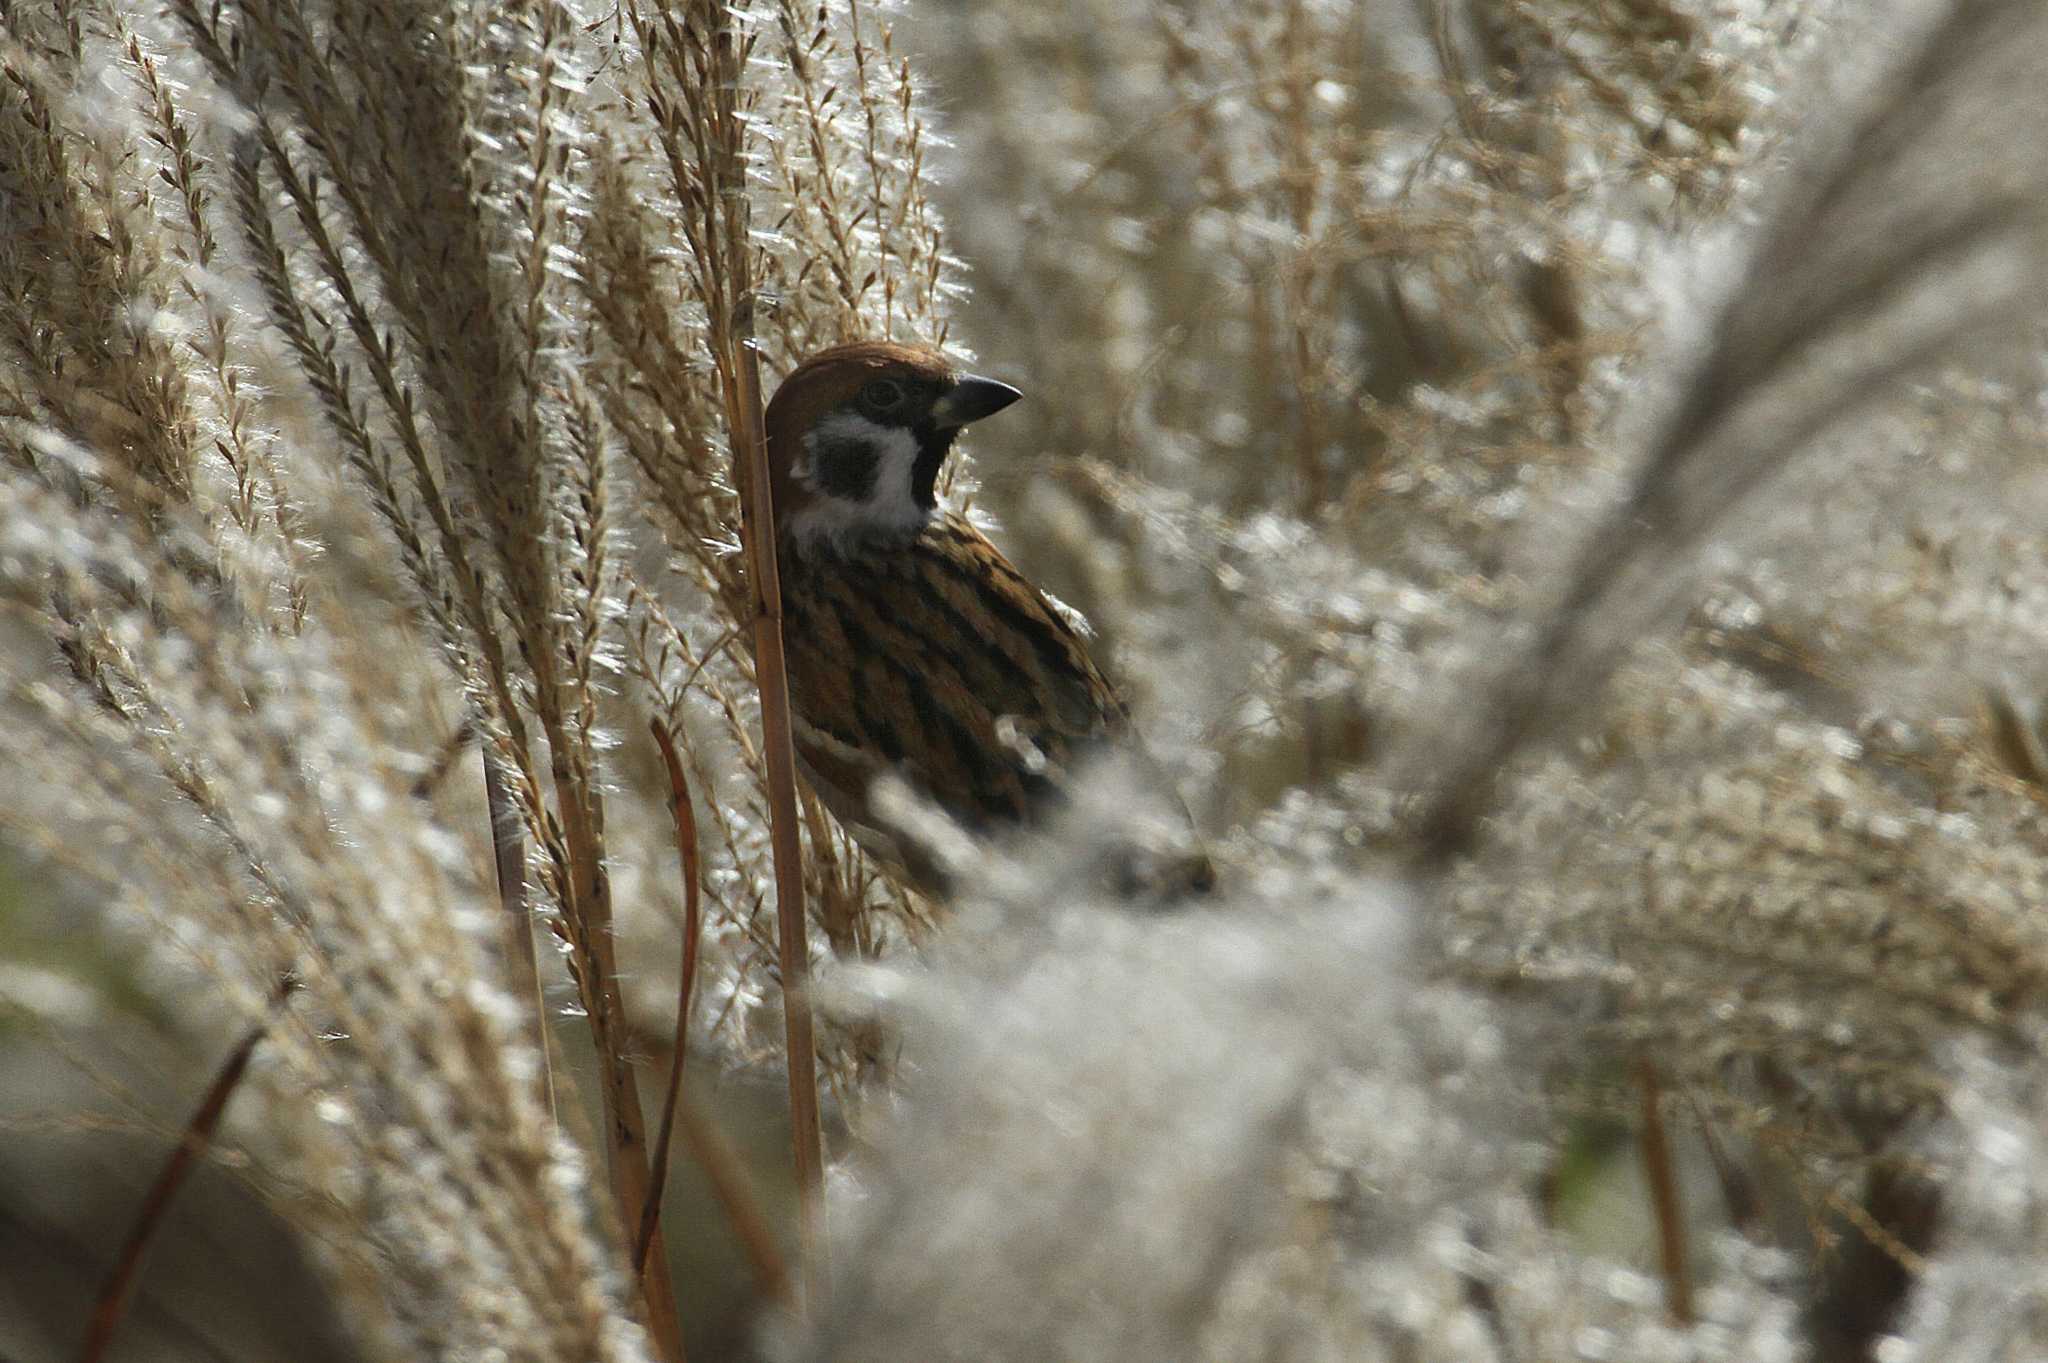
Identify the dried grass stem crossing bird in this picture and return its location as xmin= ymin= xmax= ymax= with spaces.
xmin=762 ymin=341 xmax=1210 ymax=898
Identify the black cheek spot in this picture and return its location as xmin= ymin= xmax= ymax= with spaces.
xmin=813 ymin=432 xmax=881 ymax=501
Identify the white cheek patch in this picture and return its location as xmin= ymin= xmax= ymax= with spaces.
xmin=787 ymin=411 xmax=930 ymax=549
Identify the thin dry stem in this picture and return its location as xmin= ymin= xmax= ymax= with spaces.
xmin=639 ymin=715 xmax=706 ymax=1276
xmin=1636 ymin=1058 xmax=1693 ymax=1325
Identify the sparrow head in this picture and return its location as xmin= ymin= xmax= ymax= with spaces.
xmin=764 ymin=341 xmax=1022 ymax=553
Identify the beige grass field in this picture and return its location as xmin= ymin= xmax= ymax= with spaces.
xmin=3 ymin=1 xmax=2048 ymax=1359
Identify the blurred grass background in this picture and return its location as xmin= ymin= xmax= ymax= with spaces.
xmin=5 ymin=1 xmax=2048 ymax=1360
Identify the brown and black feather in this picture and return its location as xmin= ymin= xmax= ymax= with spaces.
xmin=780 ymin=512 xmax=1127 ymax=840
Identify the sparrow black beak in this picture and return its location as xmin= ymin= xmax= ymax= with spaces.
xmin=932 ymin=373 xmax=1022 ymax=428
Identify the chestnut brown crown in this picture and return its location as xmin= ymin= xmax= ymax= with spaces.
xmin=763 ymin=341 xmax=1021 ymax=554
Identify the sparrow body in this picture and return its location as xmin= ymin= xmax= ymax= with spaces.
xmin=763 ymin=341 xmax=1206 ymax=896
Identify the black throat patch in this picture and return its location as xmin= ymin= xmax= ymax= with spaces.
xmin=910 ymin=424 xmax=958 ymax=510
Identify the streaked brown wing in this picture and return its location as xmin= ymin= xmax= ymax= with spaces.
xmin=779 ymin=513 xmax=1126 ymax=834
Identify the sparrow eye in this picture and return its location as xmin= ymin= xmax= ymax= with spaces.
xmin=857 ymin=378 xmax=909 ymax=416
